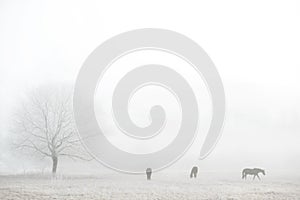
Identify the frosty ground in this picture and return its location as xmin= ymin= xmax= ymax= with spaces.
xmin=0 ymin=172 xmax=299 ymax=200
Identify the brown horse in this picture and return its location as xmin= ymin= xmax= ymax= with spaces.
xmin=190 ymin=166 xmax=198 ymax=178
xmin=242 ymin=168 xmax=265 ymax=180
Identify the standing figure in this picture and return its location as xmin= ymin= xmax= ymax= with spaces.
xmin=190 ymin=166 xmax=198 ymax=178
xmin=146 ymin=168 xmax=152 ymax=180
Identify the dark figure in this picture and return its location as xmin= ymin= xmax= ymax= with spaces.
xmin=146 ymin=168 xmax=152 ymax=180
xmin=190 ymin=166 xmax=198 ymax=178
xmin=242 ymin=168 xmax=265 ymax=180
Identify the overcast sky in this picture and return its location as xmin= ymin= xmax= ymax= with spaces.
xmin=0 ymin=0 xmax=300 ymax=174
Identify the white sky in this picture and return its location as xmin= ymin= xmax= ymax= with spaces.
xmin=0 ymin=0 xmax=300 ymax=173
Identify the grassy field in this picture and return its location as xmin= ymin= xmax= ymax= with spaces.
xmin=0 ymin=172 xmax=299 ymax=200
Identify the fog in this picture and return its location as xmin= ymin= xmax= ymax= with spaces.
xmin=0 ymin=0 xmax=300 ymax=175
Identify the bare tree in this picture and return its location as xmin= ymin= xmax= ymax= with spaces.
xmin=12 ymin=86 xmax=91 ymax=175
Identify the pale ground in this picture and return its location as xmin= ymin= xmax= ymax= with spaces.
xmin=0 ymin=172 xmax=299 ymax=200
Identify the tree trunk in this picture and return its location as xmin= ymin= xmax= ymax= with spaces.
xmin=52 ymin=156 xmax=58 ymax=175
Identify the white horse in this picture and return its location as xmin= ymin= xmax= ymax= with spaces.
xmin=242 ymin=168 xmax=265 ymax=180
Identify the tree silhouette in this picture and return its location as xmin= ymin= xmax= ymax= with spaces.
xmin=12 ymin=86 xmax=91 ymax=175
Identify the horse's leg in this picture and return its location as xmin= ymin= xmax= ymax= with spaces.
xmin=257 ymin=174 xmax=261 ymax=180
xmin=253 ymin=174 xmax=256 ymax=180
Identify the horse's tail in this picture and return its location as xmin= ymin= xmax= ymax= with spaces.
xmin=190 ymin=170 xmax=193 ymax=178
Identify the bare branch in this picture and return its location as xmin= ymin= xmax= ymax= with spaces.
xmin=12 ymin=86 xmax=92 ymax=173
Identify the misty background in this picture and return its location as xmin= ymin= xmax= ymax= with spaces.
xmin=0 ymin=0 xmax=300 ymax=176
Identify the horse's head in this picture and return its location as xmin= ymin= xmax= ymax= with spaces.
xmin=262 ymin=169 xmax=266 ymax=175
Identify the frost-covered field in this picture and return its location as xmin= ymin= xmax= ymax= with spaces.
xmin=0 ymin=172 xmax=299 ymax=200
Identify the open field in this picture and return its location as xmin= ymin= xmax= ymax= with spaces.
xmin=0 ymin=172 xmax=299 ymax=200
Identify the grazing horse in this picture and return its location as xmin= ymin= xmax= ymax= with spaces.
xmin=146 ymin=168 xmax=152 ymax=180
xmin=242 ymin=168 xmax=265 ymax=180
xmin=190 ymin=166 xmax=198 ymax=178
